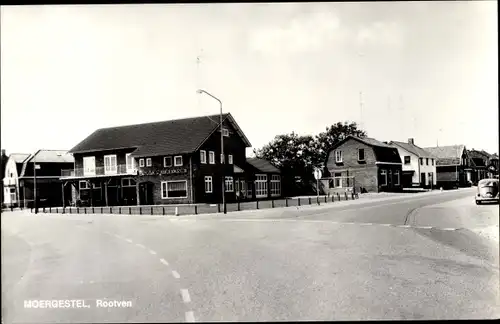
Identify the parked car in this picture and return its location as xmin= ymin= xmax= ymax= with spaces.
xmin=475 ymin=178 xmax=499 ymax=205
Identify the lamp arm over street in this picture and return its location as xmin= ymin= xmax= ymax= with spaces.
xmin=197 ymin=89 xmax=226 ymax=214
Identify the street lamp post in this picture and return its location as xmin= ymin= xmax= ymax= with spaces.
xmin=196 ymin=89 xmax=227 ymax=214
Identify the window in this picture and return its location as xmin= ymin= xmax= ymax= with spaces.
xmin=419 ymin=158 xmax=423 ymax=165
xmin=79 ymin=181 xmax=89 ymax=190
xmin=209 ymin=151 xmax=215 ymax=164
xmin=174 ymin=156 xmax=183 ymax=166
xmin=83 ymin=156 xmax=96 ymax=175
xmin=146 ymin=158 xmax=152 ymax=167
xmin=255 ymin=174 xmax=268 ymax=198
xmin=10 ymin=188 xmax=15 ymax=193
xmin=121 ymin=178 xmax=136 ymax=187
xmin=104 ymin=155 xmax=117 ymax=174
xmin=225 ymin=176 xmax=234 ymax=192
xmin=164 ymin=156 xmax=172 ymax=167
xmin=334 ymin=172 xmax=342 ymax=188
xmin=335 ymin=150 xmax=343 ymax=163
xmin=200 ymin=150 xmax=207 ymax=164
xmin=426 ymin=158 xmax=429 ymax=165
xmin=432 ymin=159 xmax=434 ymax=166
xmin=380 ymin=169 xmax=387 ymax=185
xmin=126 ymin=153 xmax=135 ymax=172
xmin=204 ymin=176 xmax=213 ymax=193
xmin=139 ymin=159 xmax=145 ymax=167
xmin=358 ymin=149 xmax=365 ymax=161
xmin=220 ymin=154 xmax=225 ymax=164
xmin=404 ymin=156 xmax=411 ymax=165
xmin=161 ymin=181 xmax=188 ymax=199
xmin=222 ymin=128 xmax=229 ymax=137
xmin=271 ymin=175 xmax=281 ymax=196
xmin=394 ymin=170 xmax=400 ymax=185
xmin=228 ymin=154 xmax=233 ymax=165
xmin=247 ymin=182 xmax=253 ymax=197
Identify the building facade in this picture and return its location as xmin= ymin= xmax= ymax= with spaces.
xmin=61 ymin=113 xmax=282 ymax=207
xmin=323 ymin=136 xmax=403 ymax=193
xmin=3 ymin=153 xmax=30 ymax=207
xmin=389 ymin=138 xmax=437 ymax=188
xmin=423 ymin=145 xmax=471 ymax=188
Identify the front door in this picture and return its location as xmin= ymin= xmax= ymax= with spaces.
xmin=139 ymin=182 xmax=154 ymax=205
xmin=421 ymin=173 xmax=426 ymax=187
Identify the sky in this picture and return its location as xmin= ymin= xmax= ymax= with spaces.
xmin=1 ymin=2 xmax=498 ymax=157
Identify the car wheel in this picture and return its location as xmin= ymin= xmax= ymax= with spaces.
xmin=476 ymin=200 xmax=481 ymax=205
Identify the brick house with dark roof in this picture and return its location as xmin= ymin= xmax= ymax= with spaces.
xmin=62 ymin=113 xmax=282 ymax=207
xmin=324 ymin=136 xmax=403 ymax=193
xmin=422 ymin=145 xmax=471 ymax=188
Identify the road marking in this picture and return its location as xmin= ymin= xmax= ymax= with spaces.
xmin=442 ymin=228 xmax=458 ymax=231
xmin=398 ymin=225 xmax=411 ymax=228
xmin=185 ymin=311 xmax=195 ymax=322
xmin=416 ymin=226 xmax=433 ymax=229
xmin=381 ymin=224 xmax=393 ymax=227
xmin=172 ymin=270 xmax=180 ymax=279
xmin=125 ymin=238 xmax=133 ymax=243
xmin=160 ymin=258 xmax=169 ymax=266
xmin=149 ymin=250 xmax=157 ymax=255
xmin=360 ymin=223 xmax=373 ymax=226
xmin=180 ymin=289 xmax=191 ymax=303
xmin=136 ymin=243 xmax=145 ymax=249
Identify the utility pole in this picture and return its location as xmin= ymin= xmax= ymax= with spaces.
xmin=33 ymin=155 xmax=37 ymax=214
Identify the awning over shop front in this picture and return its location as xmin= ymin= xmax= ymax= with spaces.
xmin=234 ymin=164 xmax=245 ymax=174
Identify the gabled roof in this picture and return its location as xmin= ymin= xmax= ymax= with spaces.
xmin=9 ymin=153 xmax=30 ymax=164
xmin=25 ymin=150 xmax=74 ymax=164
xmin=328 ymin=136 xmax=402 ymax=164
xmin=389 ymin=141 xmax=435 ymax=158
xmin=69 ymin=113 xmax=251 ymax=157
xmin=19 ymin=150 xmax=74 ymax=177
xmin=246 ymin=158 xmax=280 ymax=174
xmin=422 ymin=145 xmax=465 ymax=166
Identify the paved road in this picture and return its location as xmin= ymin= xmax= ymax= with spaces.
xmin=2 ymin=187 xmax=499 ymax=322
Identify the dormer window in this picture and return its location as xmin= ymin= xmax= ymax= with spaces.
xmin=222 ymin=128 xmax=229 ymax=137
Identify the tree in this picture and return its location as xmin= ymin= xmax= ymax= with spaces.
xmin=314 ymin=121 xmax=367 ymax=169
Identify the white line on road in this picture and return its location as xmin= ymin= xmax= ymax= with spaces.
xmin=125 ymin=238 xmax=133 ymax=243
xmin=398 ymin=225 xmax=411 ymax=228
xmin=136 ymin=243 xmax=145 ymax=249
xmin=185 ymin=311 xmax=195 ymax=322
xmin=160 ymin=258 xmax=169 ymax=266
xmin=442 ymin=228 xmax=458 ymax=231
xmin=360 ymin=223 xmax=373 ymax=226
xmin=416 ymin=226 xmax=433 ymax=229
xmin=172 ymin=270 xmax=180 ymax=279
xmin=149 ymin=250 xmax=157 ymax=255
xmin=180 ymin=289 xmax=191 ymax=303
xmin=380 ymin=224 xmax=393 ymax=227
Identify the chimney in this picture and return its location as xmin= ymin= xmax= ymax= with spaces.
xmin=408 ymin=138 xmax=414 ymax=145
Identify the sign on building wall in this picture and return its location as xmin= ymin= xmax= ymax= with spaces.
xmin=139 ymin=168 xmax=189 ymax=176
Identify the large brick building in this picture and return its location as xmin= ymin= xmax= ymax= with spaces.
xmin=61 ymin=113 xmax=282 ymax=207
xmin=323 ymin=136 xmax=403 ymax=193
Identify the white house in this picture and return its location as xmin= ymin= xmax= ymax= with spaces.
xmin=3 ymin=153 xmax=30 ymax=207
xmin=389 ymin=138 xmax=437 ymax=188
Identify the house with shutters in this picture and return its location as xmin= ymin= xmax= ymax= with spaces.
xmin=324 ymin=135 xmax=403 ymax=193
xmin=388 ymin=138 xmax=437 ymax=188
xmin=422 ymin=145 xmax=471 ymax=188
xmin=61 ymin=113 xmax=282 ymax=207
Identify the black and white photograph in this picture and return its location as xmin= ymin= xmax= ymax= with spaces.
xmin=1 ymin=1 xmax=498 ymax=322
